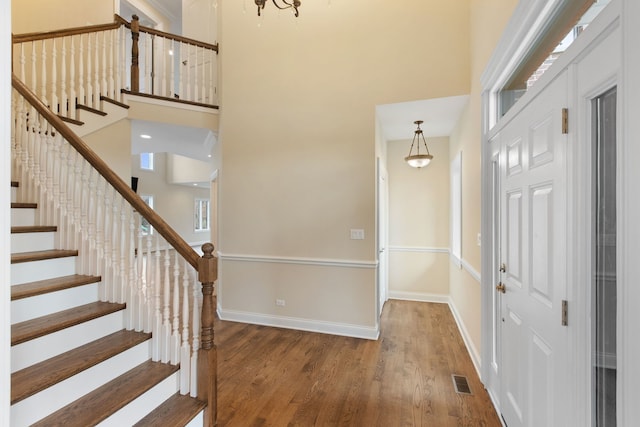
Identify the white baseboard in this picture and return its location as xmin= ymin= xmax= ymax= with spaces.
xmin=217 ymin=308 xmax=380 ymax=340
xmin=388 ymin=291 xmax=449 ymax=304
xmin=447 ymin=297 xmax=481 ymax=377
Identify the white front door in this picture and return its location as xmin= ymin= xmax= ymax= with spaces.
xmin=496 ymin=70 xmax=569 ymax=427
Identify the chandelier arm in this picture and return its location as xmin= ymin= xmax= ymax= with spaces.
xmin=271 ymin=0 xmax=300 ymax=16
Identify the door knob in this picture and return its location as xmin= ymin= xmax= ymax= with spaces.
xmin=496 ymin=282 xmax=506 ymax=293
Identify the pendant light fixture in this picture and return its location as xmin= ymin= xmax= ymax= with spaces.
xmin=405 ymin=120 xmax=433 ymax=168
xmin=255 ymin=0 xmax=301 ymax=17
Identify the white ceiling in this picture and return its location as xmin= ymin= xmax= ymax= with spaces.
xmin=376 ymin=95 xmax=469 ymax=142
xmin=131 ymin=120 xmax=216 ymax=160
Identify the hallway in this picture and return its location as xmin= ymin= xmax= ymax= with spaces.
xmin=216 ymin=300 xmax=500 ymax=426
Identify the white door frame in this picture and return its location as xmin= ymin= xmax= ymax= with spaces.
xmin=480 ymin=0 xmax=640 ymax=424
xmin=376 ymin=157 xmax=389 ymax=316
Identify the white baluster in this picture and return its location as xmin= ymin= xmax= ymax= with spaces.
xmin=60 ymin=37 xmax=68 ymax=117
xmin=50 ymin=39 xmax=58 ymax=114
xmin=209 ymin=49 xmax=215 ymax=105
xmin=86 ymin=33 xmax=93 ymax=107
xmin=19 ymin=43 xmax=26 ymax=86
xmin=144 ymin=232 xmax=153 ymax=333
xmin=178 ymin=42 xmax=184 ymax=100
xmin=95 ymin=176 xmax=105 ymax=279
xmin=162 ymin=247 xmax=171 ymax=363
xmin=190 ymin=274 xmax=200 ymax=397
xmin=127 ymin=212 xmax=137 ymax=329
xmin=120 ymin=26 xmax=127 ymax=97
xmin=180 ymin=259 xmax=191 ymax=394
xmin=161 ymin=37 xmax=167 ymax=97
xmin=185 ymin=44 xmax=191 ymax=102
xmin=41 ymin=40 xmax=48 ymax=108
xmin=171 ymin=252 xmax=181 ymax=364
xmin=79 ymin=34 xmax=86 ymax=106
xmin=31 ymin=42 xmax=37 ymax=98
xmin=119 ymin=202 xmax=129 ymax=305
xmin=201 ymin=47 xmax=206 ymax=103
xmin=194 ymin=45 xmax=199 ymax=102
xmin=145 ymin=34 xmax=152 ymax=95
xmin=152 ymin=238 xmax=162 ymax=361
xmin=170 ymin=39 xmax=176 ymax=98
xmin=136 ymin=215 xmax=145 ymax=331
xmin=94 ymin=32 xmax=100 ymax=108
xmin=69 ymin=36 xmax=77 ymax=119
xmin=102 ymin=31 xmax=108 ymax=101
xmin=111 ymin=194 xmax=122 ymax=301
xmin=108 ymin=29 xmax=115 ymax=99
xmin=153 ymin=35 xmax=160 ymax=96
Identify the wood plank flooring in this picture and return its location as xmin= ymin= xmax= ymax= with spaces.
xmin=216 ymin=300 xmax=501 ymax=427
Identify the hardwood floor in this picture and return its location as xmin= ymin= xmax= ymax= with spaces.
xmin=216 ymin=300 xmax=501 ymax=426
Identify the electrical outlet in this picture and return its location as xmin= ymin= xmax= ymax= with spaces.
xmin=276 ymin=299 xmax=286 ymax=307
xmin=350 ymin=229 xmax=365 ymax=240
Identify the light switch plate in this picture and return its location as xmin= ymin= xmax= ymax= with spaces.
xmin=350 ymin=229 xmax=365 ymax=240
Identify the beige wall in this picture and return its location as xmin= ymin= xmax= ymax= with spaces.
xmin=218 ymin=0 xmax=470 ymax=335
xmin=448 ymin=0 xmax=518 ymax=361
xmin=132 ymin=152 xmax=211 ymax=245
xmin=84 ymin=119 xmax=132 ymax=182
xmin=12 ymin=0 xmax=115 ymax=33
xmin=387 ymin=137 xmax=450 ymax=299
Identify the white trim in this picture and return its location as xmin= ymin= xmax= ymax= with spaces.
xmin=460 ymin=258 xmax=481 ymax=283
xmin=217 ymin=308 xmax=380 ymax=340
xmin=1 ymin=0 xmax=11 ymax=423
xmin=123 ymin=92 xmax=219 ymax=114
xmin=388 ymin=246 xmax=449 ymax=254
xmin=389 ymin=291 xmax=449 ymax=304
xmin=218 ymin=253 xmax=378 ymax=269
xmin=448 ymin=297 xmax=482 ymax=378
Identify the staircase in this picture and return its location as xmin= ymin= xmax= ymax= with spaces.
xmin=9 ymin=181 xmax=206 ymax=426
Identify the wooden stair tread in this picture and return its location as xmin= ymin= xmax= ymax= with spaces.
xmin=11 ymin=301 xmax=126 ymax=345
xmin=11 ymin=249 xmax=77 ymax=264
xmin=32 ymin=360 xmax=179 ymax=427
xmin=11 ymin=329 xmax=151 ymax=404
xmin=11 ymin=274 xmax=101 ymax=300
xmin=11 ymin=202 xmax=37 ymax=209
xmin=58 ymin=114 xmax=84 ymax=126
xmin=11 ymin=181 xmax=19 ymax=187
xmin=76 ymin=103 xmax=108 ymax=116
xmin=11 ymin=225 xmax=57 ymax=234
xmin=134 ymin=393 xmax=206 ymax=427
xmin=101 ymin=95 xmax=130 ymax=109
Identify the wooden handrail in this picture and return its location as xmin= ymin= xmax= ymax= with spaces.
xmin=11 ymin=73 xmax=200 ymax=270
xmin=12 ymin=21 xmax=123 ymax=44
xmin=119 ymin=15 xmax=218 ymax=52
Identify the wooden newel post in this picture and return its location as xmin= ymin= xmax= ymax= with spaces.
xmin=130 ymin=15 xmax=140 ymax=93
xmin=198 ymin=243 xmax=218 ymax=427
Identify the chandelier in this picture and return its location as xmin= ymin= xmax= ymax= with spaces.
xmin=255 ymin=0 xmax=301 ymax=17
xmin=405 ymin=120 xmax=433 ymax=168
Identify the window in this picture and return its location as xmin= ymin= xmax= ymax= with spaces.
xmin=450 ymin=152 xmax=462 ymax=267
xmin=498 ymin=0 xmax=610 ymax=117
xmin=140 ymin=194 xmax=154 ymax=235
xmin=194 ymin=198 xmax=210 ymax=232
xmin=140 ymin=153 xmax=154 ymax=171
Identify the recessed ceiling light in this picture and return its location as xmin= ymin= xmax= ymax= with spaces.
xmin=207 ymin=154 xmax=212 ymax=158
xmin=140 ymin=134 xmax=152 ymax=139
xmin=193 ymin=183 xmax=198 ymax=186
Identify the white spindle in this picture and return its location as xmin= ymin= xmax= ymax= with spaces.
xmin=190 ymin=274 xmax=200 ymax=397
xmin=153 ymin=36 xmax=159 ymax=96
xmin=86 ymin=33 xmax=93 ymax=107
xmin=101 ymin=31 xmax=108 ymax=101
xmin=136 ymin=216 xmax=145 ymax=331
xmin=171 ymin=252 xmax=181 ymax=364
xmin=31 ymin=42 xmax=37 ymax=98
xmin=119 ymin=202 xmax=129 ymax=305
xmin=144 ymin=232 xmax=153 ymax=333
xmin=95 ymin=176 xmax=105 ymax=278
xmin=41 ymin=40 xmax=48 ymax=107
xmin=162 ymin=247 xmax=171 ymax=363
xmin=180 ymin=259 xmax=191 ymax=394
xmin=161 ymin=37 xmax=167 ymax=97
xmin=201 ymin=47 xmax=206 ymax=103
xmin=69 ymin=36 xmax=77 ymax=118
xmin=50 ymin=39 xmax=58 ymax=114
xmin=145 ymin=34 xmax=152 ymax=94
xmin=185 ymin=44 xmax=191 ymax=102
xmin=152 ymin=238 xmax=162 ymax=361
xmin=178 ymin=42 xmax=184 ymax=100
xmin=127 ymin=212 xmax=137 ymax=329
xmin=79 ymin=34 xmax=86 ymax=106
xmin=102 ymin=185 xmax=113 ymax=300
xmin=19 ymin=43 xmax=26 ymax=86
xmin=194 ymin=46 xmax=199 ymax=103
xmin=108 ymin=29 xmax=115 ymax=98
xmin=111 ymin=195 xmax=121 ymax=301
xmin=209 ymin=49 xmax=215 ymax=105
xmin=94 ymin=32 xmax=100 ymax=108
xmin=170 ymin=39 xmax=176 ymax=98
xmin=60 ymin=38 xmax=68 ymax=117
xmin=119 ymin=26 xmax=126 ymax=96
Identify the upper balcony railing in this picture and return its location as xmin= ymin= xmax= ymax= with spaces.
xmin=12 ymin=15 xmax=219 ymax=120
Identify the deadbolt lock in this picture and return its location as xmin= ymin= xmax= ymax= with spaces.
xmin=499 ymin=263 xmax=507 ymax=273
xmin=496 ymin=282 xmax=506 ymax=293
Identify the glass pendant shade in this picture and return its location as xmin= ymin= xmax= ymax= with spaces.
xmin=405 ymin=120 xmax=433 ymax=168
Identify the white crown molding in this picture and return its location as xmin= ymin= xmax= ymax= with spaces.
xmin=218 ymin=253 xmax=378 ymax=269
xmin=217 ymin=308 xmax=380 ymax=340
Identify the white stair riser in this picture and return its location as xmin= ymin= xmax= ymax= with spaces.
xmin=185 ymin=411 xmax=204 ymax=427
xmin=11 ymin=207 xmax=35 ymax=227
xmin=98 ymin=371 xmax=180 ymax=427
xmin=11 ymin=341 xmax=152 ymax=427
xmin=11 ymin=256 xmax=76 ymax=285
xmin=11 ymin=231 xmax=55 ymax=253
xmin=11 ymin=310 xmax=124 ymax=372
xmin=11 ymin=186 xmax=17 ymax=202
xmin=11 ymin=282 xmax=100 ymax=324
